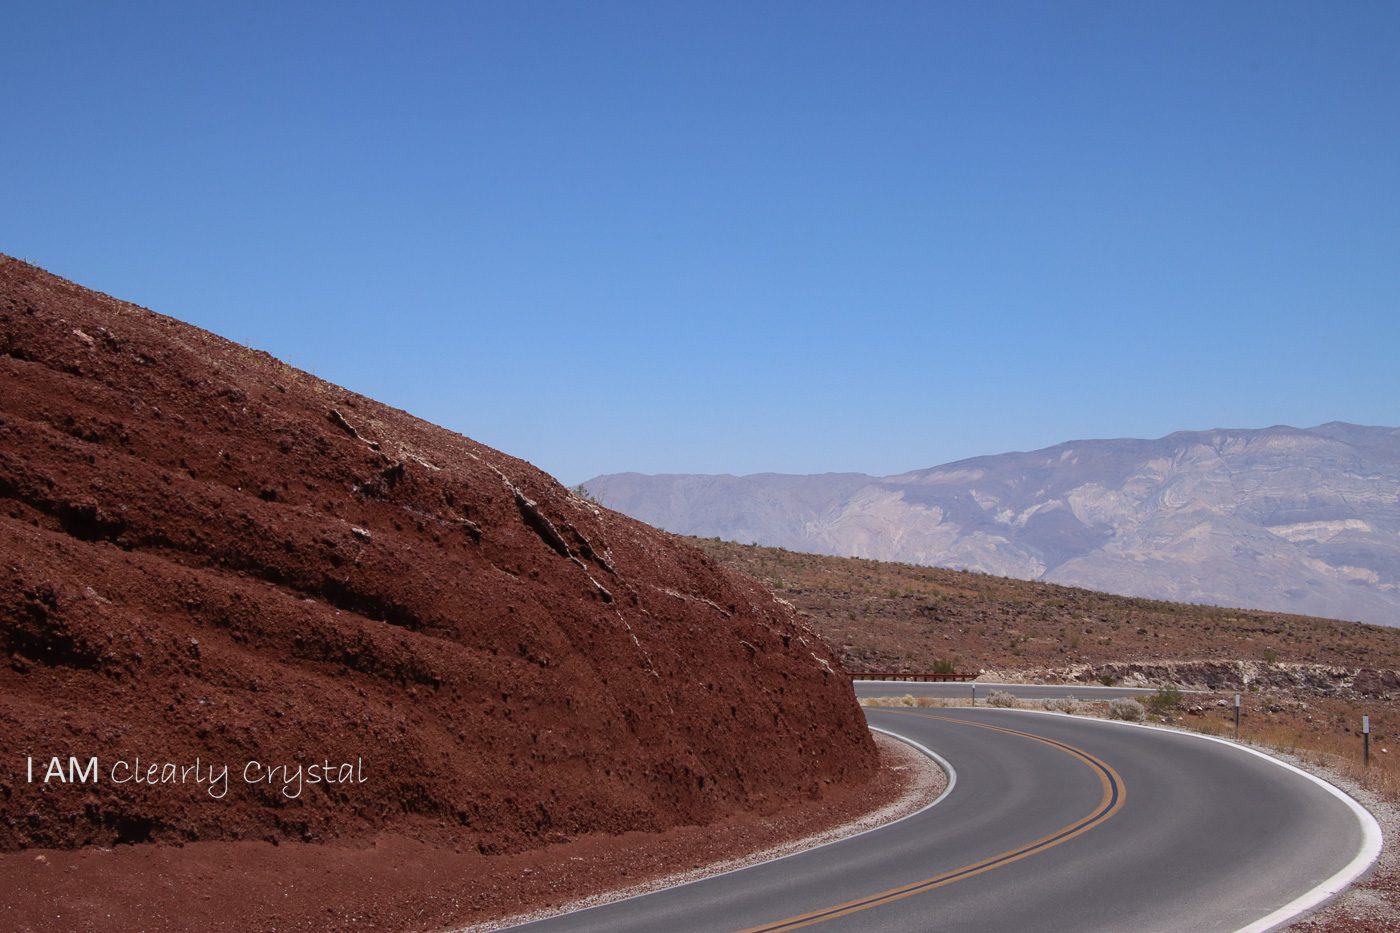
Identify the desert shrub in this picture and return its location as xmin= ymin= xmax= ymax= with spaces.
xmin=1045 ymin=696 xmax=1083 ymax=715
xmin=570 ymin=483 xmax=602 ymax=505
xmin=858 ymin=695 xmax=918 ymax=707
xmin=931 ymin=657 xmax=958 ymax=675
xmin=1108 ymin=698 xmax=1146 ymax=722
xmin=1147 ymin=685 xmax=1184 ymax=713
xmin=987 ymin=690 xmax=1017 ymax=708
xmin=1098 ymin=674 xmax=1118 ymax=686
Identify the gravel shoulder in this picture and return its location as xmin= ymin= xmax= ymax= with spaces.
xmin=1280 ymin=754 xmax=1398 ymax=931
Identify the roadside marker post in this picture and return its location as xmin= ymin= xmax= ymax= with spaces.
xmin=1234 ymin=693 xmax=1241 ymax=739
xmin=1363 ymin=715 xmax=1371 ymax=767
xmin=971 ymin=683 xmax=976 ymax=706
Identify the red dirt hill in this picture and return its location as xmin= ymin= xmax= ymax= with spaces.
xmin=0 ymin=254 xmax=877 ymax=855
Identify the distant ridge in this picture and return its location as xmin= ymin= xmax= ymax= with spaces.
xmin=586 ymin=423 xmax=1400 ymax=626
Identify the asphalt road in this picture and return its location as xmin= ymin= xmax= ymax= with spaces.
xmin=852 ymin=680 xmax=1176 ymax=701
xmin=503 ymin=707 xmax=1378 ymax=933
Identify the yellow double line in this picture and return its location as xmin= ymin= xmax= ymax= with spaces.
xmin=738 ymin=712 xmax=1127 ymax=932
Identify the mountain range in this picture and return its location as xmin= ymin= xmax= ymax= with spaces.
xmin=584 ymin=423 xmax=1400 ymax=626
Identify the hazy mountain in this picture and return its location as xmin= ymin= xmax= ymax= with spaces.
xmin=585 ymin=424 xmax=1400 ymax=626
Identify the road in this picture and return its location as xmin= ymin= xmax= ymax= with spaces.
xmin=503 ymin=707 xmax=1379 ymax=933
xmin=852 ymin=680 xmax=1180 ymax=701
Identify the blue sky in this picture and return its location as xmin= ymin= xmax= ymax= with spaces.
xmin=5 ymin=2 xmax=1398 ymax=484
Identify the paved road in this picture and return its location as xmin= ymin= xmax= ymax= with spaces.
xmin=503 ymin=707 xmax=1378 ymax=933
xmin=853 ymin=680 xmax=1176 ymax=701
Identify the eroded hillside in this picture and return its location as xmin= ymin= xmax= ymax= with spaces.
xmin=0 ymin=255 xmax=877 ymax=857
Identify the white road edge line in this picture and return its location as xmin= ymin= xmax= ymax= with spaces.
xmin=646 ymin=725 xmax=960 ymax=877
xmin=987 ymin=706 xmax=1385 ymax=933
xmin=868 ymin=725 xmax=958 ymax=813
xmin=488 ymin=725 xmax=956 ymax=930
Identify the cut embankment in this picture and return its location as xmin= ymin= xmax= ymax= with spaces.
xmin=0 ymin=253 xmax=880 ymax=928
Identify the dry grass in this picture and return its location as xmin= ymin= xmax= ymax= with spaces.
xmin=859 ymin=694 xmax=961 ymax=709
xmin=1188 ymin=712 xmax=1400 ymax=803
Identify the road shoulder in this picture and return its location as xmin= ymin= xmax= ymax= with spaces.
xmin=465 ymin=730 xmax=949 ymax=932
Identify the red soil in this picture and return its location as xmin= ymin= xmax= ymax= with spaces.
xmin=0 ymin=255 xmax=877 ymax=910
xmin=0 ymin=735 xmax=920 ymax=933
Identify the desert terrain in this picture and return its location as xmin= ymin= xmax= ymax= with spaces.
xmin=692 ymin=536 xmax=1400 ymax=930
xmin=0 ymin=255 xmax=895 ymax=930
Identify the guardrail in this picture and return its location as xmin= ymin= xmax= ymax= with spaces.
xmin=852 ymin=671 xmax=977 ymax=682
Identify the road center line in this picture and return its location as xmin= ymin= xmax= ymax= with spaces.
xmin=736 ymin=711 xmax=1127 ymax=932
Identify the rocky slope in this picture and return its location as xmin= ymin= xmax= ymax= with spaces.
xmin=0 ymin=254 xmax=877 ymax=855
xmin=587 ymin=424 xmax=1400 ymax=626
xmin=688 ymin=537 xmax=1400 ymax=676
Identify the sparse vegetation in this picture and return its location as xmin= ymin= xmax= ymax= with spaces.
xmin=986 ymin=690 xmax=1017 ymax=708
xmin=1044 ymin=696 xmax=1083 ymax=715
xmin=686 ymin=536 xmax=1400 ymax=673
xmin=1146 ymin=685 xmax=1184 ymax=713
xmin=689 ymin=536 xmax=1400 ymax=814
xmin=857 ymin=694 xmax=945 ymax=709
xmin=1108 ymin=698 xmax=1146 ymax=722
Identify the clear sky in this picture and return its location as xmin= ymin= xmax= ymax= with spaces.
xmin=5 ymin=2 xmax=1398 ymax=484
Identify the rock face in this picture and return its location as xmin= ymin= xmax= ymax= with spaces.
xmin=0 ymin=255 xmax=876 ymax=852
xmin=587 ymin=425 xmax=1400 ymax=626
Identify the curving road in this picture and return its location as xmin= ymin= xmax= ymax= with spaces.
xmin=852 ymin=680 xmax=1186 ymax=701
xmin=503 ymin=707 xmax=1379 ymax=933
